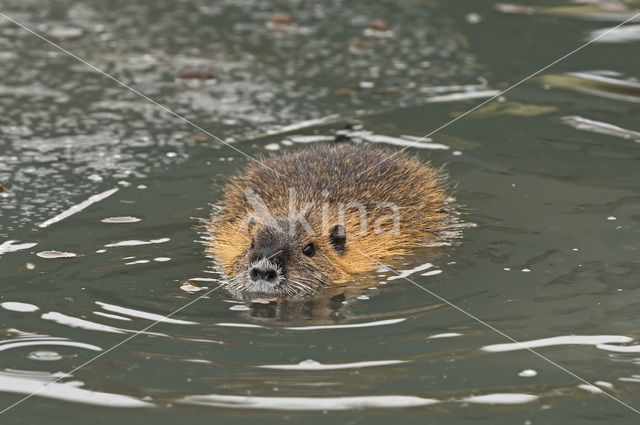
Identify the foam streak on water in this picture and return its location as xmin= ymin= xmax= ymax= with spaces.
xmin=482 ymin=335 xmax=633 ymax=352
xmin=177 ymin=394 xmax=440 ymax=410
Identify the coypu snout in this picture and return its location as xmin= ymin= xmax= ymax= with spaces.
xmin=221 ymin=218 xmax=342 ymax=299
xmin=246 ymin=228 xmax=288 ymax=292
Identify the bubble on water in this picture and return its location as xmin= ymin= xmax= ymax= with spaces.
xmin=28 ymin=350 xmax=63 ymax=361
xmin=518 ymin=369 xmax=537 ymax=377
xmin=357 ymin=295 xmax=370 ymax=300
xmin=153 ymin=257 xmax=171 ymax=262
xmin=607 ymin=216 xmax=617 ymax=220
xmin=26 ymin=263 xmax=35 ymax=270
xmin=264 ymin=143 xmax=280 ymax=151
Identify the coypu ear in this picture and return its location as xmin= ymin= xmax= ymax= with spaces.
xmin=329 ymin=224 xmax=346 ymax=253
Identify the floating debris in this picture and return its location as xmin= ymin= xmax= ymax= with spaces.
xmin=186 ymin=133 xmax=213 ymax=143
xmin=368 ymin=19 xmax=389 ymax=32
xmin=180 ymin=280 xmax=208 ymax=293
xmin=267 ymin=13 xmax=296 ymax=32
xmin=36 ymin=251 xmax=80 ymax=259
xmin=365 ymin=19 xmax=393 ymax=38
xmin=178 ymin=70 xmax=215 ymax=89
xmin=269 ymin=13 xmax=294 ymax=26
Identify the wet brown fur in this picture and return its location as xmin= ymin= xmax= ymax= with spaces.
xmin=206 ymin=143 xmax=449 ymax=295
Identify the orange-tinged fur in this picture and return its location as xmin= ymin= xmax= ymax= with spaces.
xmin=206 ymin=143 xmax=449 ymax=296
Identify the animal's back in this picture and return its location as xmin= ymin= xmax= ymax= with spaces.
xmin=224 ymin=143 xmax=446 ymax=221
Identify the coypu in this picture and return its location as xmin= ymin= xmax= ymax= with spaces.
xmin=206 ymin=143 xmax=450 ymax=300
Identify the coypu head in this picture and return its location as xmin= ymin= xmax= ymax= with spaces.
xmin=208 ymin=144 xmax=452 ymax=301
xmin=222 ymin=217 xmax=349 ymax=300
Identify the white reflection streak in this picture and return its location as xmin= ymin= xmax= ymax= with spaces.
xmin=38 ymin=188 xmax=119 ymax=228
xmin=356 ymin=12 xmax=640 ymax=177
xmin=352 ymin=248 xmax=640 ymax=416
xmin=0 ymin=11 xmax=282 ymax=178
xmin=0 ymin=284 xmax=224 ymax=415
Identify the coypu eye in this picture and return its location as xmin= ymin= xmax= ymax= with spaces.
xmin=302 ymin=243 xmax=315 ymax=257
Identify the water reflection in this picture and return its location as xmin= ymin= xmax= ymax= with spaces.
xmin=1 ymin=0 xmax=640 ymax=422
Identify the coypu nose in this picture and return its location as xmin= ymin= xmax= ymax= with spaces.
xmin=249 ymin=266 xmax=278 ymax=283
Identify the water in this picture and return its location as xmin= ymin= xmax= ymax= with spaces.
xmin=1 ymin=0 xmax=639 ymax=423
